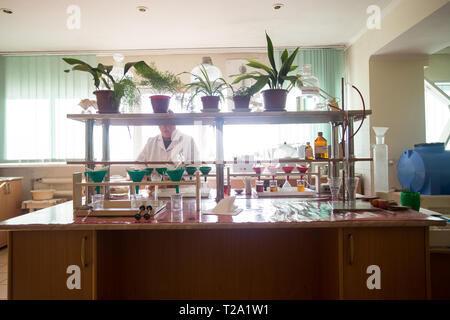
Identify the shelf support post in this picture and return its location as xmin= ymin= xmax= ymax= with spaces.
xmin=102 ymin=119 xmax=110 ymax=199
xmin=345 ymin=116 xmax=356 ymax=201
xmin=85 ymin=119 xmax=95 ymax=205
xmin=215 ymin=118 xmax=225 ymax=202
xmin=330 ymin=121 xmax=341 ymax=178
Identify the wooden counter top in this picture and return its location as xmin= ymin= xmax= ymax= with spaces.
xmin=0 ymin=197 xmax=445 ymax=231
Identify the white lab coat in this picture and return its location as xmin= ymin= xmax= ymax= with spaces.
xmin=136 ymin=129 xmax=200 ymax=165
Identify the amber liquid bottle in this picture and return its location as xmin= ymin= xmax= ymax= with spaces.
xmin=314 ymin=132 xmax=328 ymax=159
xmin=305 ymin=142 xmax=314 ymax=160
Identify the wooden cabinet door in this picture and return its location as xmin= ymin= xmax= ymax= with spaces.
xmin=6 ymin=180 xmax=22 ymax=219
xmin=342 ymin=227 xmax=429 ymax=299
xmin=0 ymin=182 xmax=11 ymax=247
xmin=10 ymin=230 xmax=95 ymax=300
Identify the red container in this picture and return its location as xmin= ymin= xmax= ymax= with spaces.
xmin=282 ymin=166 xmax=295 ymax=174
xmin=94 ymin=90 xmax=120 ymax=113
xmin=252 ymin=167 xmax=264 ymax=175
xmin=297 ymin=165 xmax=309 ymax=174
xmin=201 ymin=96 xmax=220 ymax=110
xmin=150 ymin=95 xmax=171 ymax=113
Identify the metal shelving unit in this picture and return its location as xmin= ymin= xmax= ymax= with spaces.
xmin=67 ymin=109 xmax=371 ymax=202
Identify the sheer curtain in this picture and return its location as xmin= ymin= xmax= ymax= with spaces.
xmin=0 ymin=54 xmax=96 ymax=162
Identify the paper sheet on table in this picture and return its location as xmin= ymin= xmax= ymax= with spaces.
xmin=202 ymin=196 xmax=243 ymax=215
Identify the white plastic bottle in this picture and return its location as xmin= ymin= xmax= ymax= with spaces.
xmin=372 ymin=127 xmax=389 ymax=193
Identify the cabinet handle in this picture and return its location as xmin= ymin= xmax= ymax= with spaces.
xmin=81 ymin=236 xmax=87 ymax=267
xmin=7 ymin=183 xmax=11 ymax=194
xmin=348 ymin=234 xmax=354 ymax=265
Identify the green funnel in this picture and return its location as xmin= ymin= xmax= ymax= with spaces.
xmin=199 ymin=166 xmax=212 ymax=182
xmin=127 ymin=169 xmax=146 ymax=194
xmin=167 ymin=168 xmax=185 ymax=194
xmin=143 ymin=168 xmax=153 ymax=181
xmin=156 ymin=167 xmax=167 ymax=180
xmin=85 ymin=169 xmax=107 ymax=194
xmin=185 ymin=166 xmax=197 ymax=180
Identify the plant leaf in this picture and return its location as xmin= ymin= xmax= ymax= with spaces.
xmin=265 ymin=32 xmax=277 ymax=75
xmin=280 ymin=49 xmax=288 ymax=64
xmin=62 ymin=58 xmax=90 ymax=66
xmin=249 ymin=76 xmax=270 ymax=95
xmin=124 ymin=61 xmax=140 ymax=75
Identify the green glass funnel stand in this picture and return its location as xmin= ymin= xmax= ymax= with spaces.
xmin=166 ymin=168 xmax=185 ymax=194
xmin=199 ymin=166 xmax=212 ymax=183
xmin=143 ymin=168 xmax=154 ymax=181
xmin=84 ymin=170 xmax=107 ymax=194
xmin=127 ymin=169 xmax=146 ymax=194
xmin=185 ymin=166 xmax=197 ymax=181
xmin=156 ymin=167 xmax=167 ymax=181
xmin=167 ymin=168 xmax=185 ymax=212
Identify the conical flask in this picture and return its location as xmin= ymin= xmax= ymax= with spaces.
xmin=372 ymin=127 xmax=389 ymax=193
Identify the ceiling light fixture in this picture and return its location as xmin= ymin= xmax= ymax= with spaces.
xmin=137 ymin=6 xmax=148 ymax=13
xmin=1 ymin=8 xmax=13 ymax=14
xmin=272 ymin=3 xmax=284 ymax=10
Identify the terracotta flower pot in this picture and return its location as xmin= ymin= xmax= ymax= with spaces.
xmin=150 ymin=95 xmax=171 ymax=113
xmin=261 ymin=89 xmax=288 ymax=111
xmin=232 ymin=96 xmax=251 ymax=109
xmin=201 ymin=96 xmax=220 ymax=110
xmin=94 ymin=90 xmax=120 ymax=114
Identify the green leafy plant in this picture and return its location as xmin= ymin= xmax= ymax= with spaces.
xmin=231 ymin=32 xmax=302 ymax=92
xmin=181 ymin=64 xmax=231 ymax=108
xmin=133 ymin=61 xmax=183 ymax=94
xmin=232 ymin=86 xmax=256 ymax=97
xmin=63 ymin=58 xmax=141 ymax=105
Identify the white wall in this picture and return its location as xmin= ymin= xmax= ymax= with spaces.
xmin=345 ymin=0 xmax=449 ymax=194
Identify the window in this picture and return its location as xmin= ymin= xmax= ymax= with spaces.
xmin=0 ymin=55 xmax=96 ymax=162
xmin=424 ymin=79 xmax=450 ymax=149
xmin=1 ymin=50 xmax=345 ymax=163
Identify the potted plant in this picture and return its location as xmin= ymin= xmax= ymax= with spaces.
xmin=182 ymin=64 xmax=230 ymax=111
xmin=231 ymin=32 xmax=301 ymax=111
xmin=63 ymin=58 xmax=141 ymax=113
xmin=231 ymin=86 xmax=258 ymax=110
xmin=133 ymin=61 xmax=183 ymax=113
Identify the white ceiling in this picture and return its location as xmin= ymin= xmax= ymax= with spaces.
xmin=375 ymin=2 xmax=450 ymax=56
xmin=0 ymin=0 xmax=394 ymax=53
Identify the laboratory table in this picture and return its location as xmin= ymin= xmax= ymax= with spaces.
xmin=0 ymin=198 xmax=445 ymax=300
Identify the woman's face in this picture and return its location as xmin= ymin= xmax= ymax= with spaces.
xmin=159 ymin=125 xmax=176 ymax=139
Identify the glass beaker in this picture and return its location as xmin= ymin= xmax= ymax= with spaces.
xmin=171 ymin=194 xmax=183 ymax=211
xmin=130 ymin=194 xmax=143 ymax=209
xmin=92 ymin=194 xmax=104 ymax=209
xmin=269 ymin=180 xmax=278 ymax=192
xmin=297 ymin=179 xmax=305 ymax=192
xmin=345 ymin=177 xmax=359 ymax=202
xmin=329 ymin=177 xmax=342 ymax=201
xmin=256 ymin=180 xmax=264 ymax=192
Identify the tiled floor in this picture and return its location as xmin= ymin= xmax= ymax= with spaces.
xmin=0 ymin=247 xmax=7 ymax=300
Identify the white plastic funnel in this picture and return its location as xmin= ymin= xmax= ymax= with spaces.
xmin=373 ymin=127 xmax=389 ymax=144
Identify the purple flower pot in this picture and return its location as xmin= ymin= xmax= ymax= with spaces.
xmin=261 ymin=89 xmax=288 ymax=111
xmin=232 ymin=96 xmax=251 ymax=109
xmin=94 ymin=90 xmax=120 ymax=113
xmin=201 ymin=96 xmax=220 ymax=110
xmin=150 ymin=95 xmax=171 ymax=113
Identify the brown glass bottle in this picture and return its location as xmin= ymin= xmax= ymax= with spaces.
xmin=314 ymin=132 xmax=328 ymax=159
xmin=305 ymin=142 xmax=314 ymax=160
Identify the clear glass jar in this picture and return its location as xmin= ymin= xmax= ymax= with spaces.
xmin=297 ymin=179 xmax=305 ymax=192
xmin=171 ymin=194 xmax=183 ymax=211
xmin=92 ymin=194 xmax=104 ymax=209
xmin=256 ymin=180 xmax=264 ymax=192
xmin=269 ymin=180 xmax=278 ymax=192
